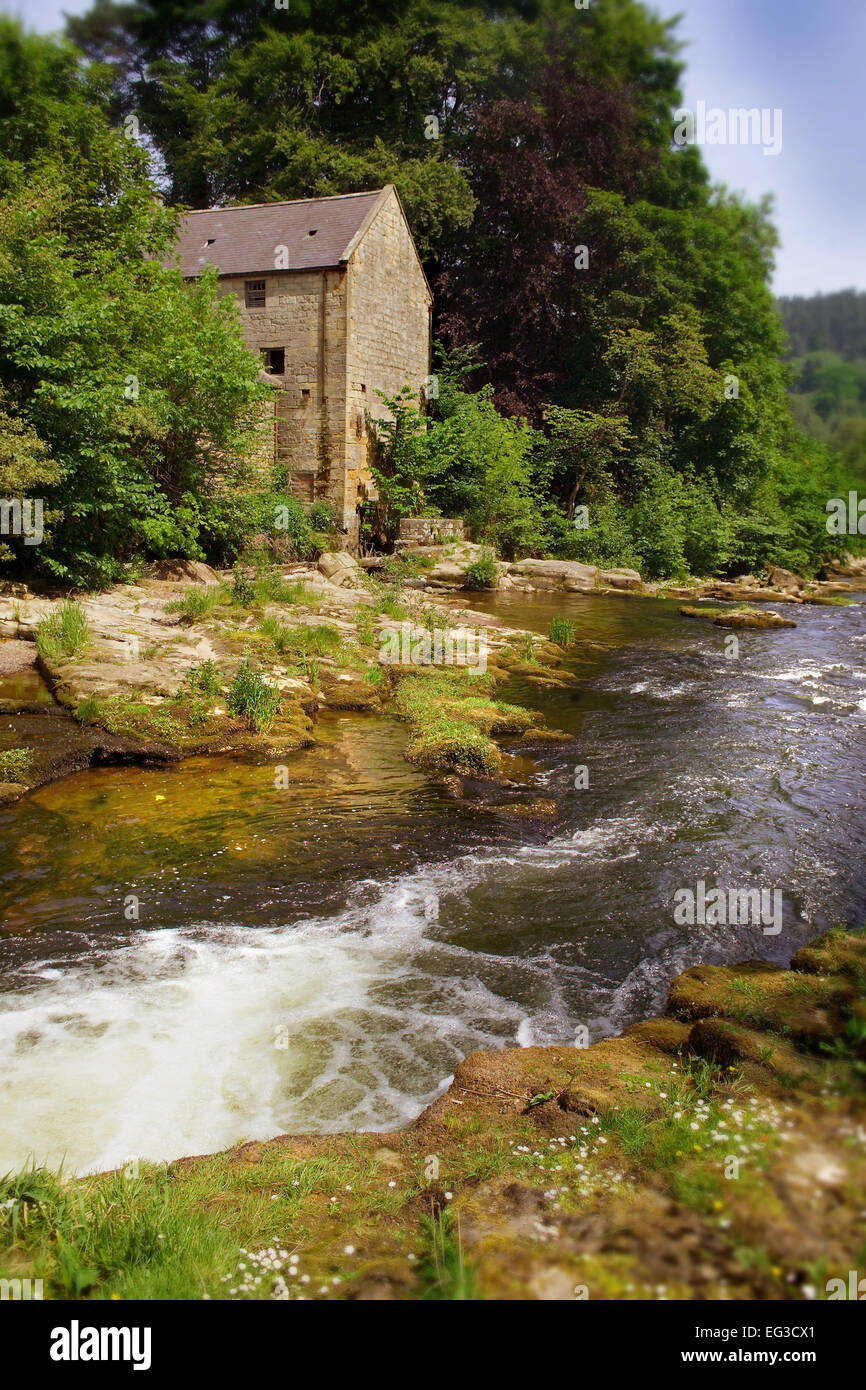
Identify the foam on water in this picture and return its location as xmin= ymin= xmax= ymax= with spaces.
xmin=0 ymin=853 xmax=587 ymax=1175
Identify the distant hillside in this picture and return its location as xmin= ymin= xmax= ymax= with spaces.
xmin=777 ymin=288 xmax=866 ymax=359
xmin=777 ymin=290 xmax=866 ymax=481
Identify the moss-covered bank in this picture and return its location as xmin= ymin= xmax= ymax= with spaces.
xmin=2 ymin=927 xmax=863 ymax=1301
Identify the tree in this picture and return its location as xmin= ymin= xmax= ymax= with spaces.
xmin=0 ymin=19 xmax=269 ymax=585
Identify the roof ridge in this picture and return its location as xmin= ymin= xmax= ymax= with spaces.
xmin=182 ymin=190 xmax=386 ymax=216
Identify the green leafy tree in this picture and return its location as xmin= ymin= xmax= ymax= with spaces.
xmin=0 ymin=19 xmax=269 ymax=585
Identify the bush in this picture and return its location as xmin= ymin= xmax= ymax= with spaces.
xmin=199 ymin=492 xmax=315 ymax=567
xmin=463 ymin=551 xmax=499 ymax=589
xmin=231 ymin=563 xmax=255 ymax=605
xmin=308 ymin=500 xmax=338 ymax=534
xmin=35 ymin=600 xmax=90 ymax=661
xmin=227 ymin=661 xmax=281 ymax=733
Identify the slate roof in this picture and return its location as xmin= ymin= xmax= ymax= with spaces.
xmin=171 ymin=189 xmax=387 ymax=277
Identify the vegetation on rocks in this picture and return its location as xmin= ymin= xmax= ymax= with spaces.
xmin=0 ymin=746 xmax=31 ymax=781
xmin=679 ymin=604 xmax=798 ymax=630
xmin=35 ymin=600 xmax=90 ymax=662
xmin=393 ymin=668 xmax=538 ymax=778
xmin=226 ymin=662 xmax=281 ymax=735
xmin=2 ymin=927 xmax=862 ymax=1301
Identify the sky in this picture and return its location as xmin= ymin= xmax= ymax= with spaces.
xmin=4 ymin=0 xmax=864 ymax=300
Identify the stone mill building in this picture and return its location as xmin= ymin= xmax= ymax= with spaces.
xmin=172 ymin=186 xmax=433 ymax=547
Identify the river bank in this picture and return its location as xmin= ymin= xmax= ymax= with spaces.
xmin=1 ymin=554 xmax=865 ymax=1299
xmin=2 ymin=925 xmax=863 ymax=1300
xmin=1 ymin=546 xmax=862 ymax=806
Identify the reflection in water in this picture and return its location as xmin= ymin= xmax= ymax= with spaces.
xmin=1 ymin=593 xmax=865 ymax=1173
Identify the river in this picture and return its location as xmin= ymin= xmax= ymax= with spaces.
xmin=1 ymin=591 xmax=864 ymax=1174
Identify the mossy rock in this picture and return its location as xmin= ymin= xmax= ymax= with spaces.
xmin=0 ymin=781 xmax=28 ymax=803
xmin=679 ymin=604 xmax=796 ymax=629
xmin=624 ymin=1017 xmax=691 ymax=1054
xmin=321 ymin=676 xmax=381 ymax=711
xmin=791 ymin=927 xmax=866 ymax=983
xmin=668 ymin=959 xmax=854 ymax=1045
xmin=406 ymin=727 xmax=503 ymax=778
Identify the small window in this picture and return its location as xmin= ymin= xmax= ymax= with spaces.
xmin=245 ymin=279 xmax=266 ymax=308
xmin=360 ymin=383 xmax=366 ymax=393
xmin=263 ymin=347 xmax=285 ymax=375
xmin=301 ymin=388 xmax=311 ymax=401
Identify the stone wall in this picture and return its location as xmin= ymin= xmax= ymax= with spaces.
xmin=216 ymin=269 xmax=348 ymax=515
xmin=345 ymin=189 xmax=432 ymax=528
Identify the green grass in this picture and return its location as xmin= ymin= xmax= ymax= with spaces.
xmin=258 ymin=618 xmax=341 ymax=659
xmin=250 ymin=572 xmax=313 ymax=607
xmin=367 ymin=576 xmax=410 ymax=622
xmin=354 ymin=607 xmax=377 ymax=647
xmin=35 ymin=600 xmax=90 ymax=662
xmin=0 ymin=747 xmax=32 ymax=782
xmin=73 ymin=694 xmax=180 ymax=742
xmin=393 ymin=669 xmax=536 ymax=776
xmin=227 ymin=661 xmax=281 ymax=733
xmin=164 ymin=585 xmax=225 ymax=624
xmin=418 ymin=1210 xmax=481 ymax=1301
xmin=548 ymin=616 xmax=575 ymax=647
xmin=382 ymin=552 xmax=433 ymax=580
xmin=378 ymin=592 xmax=410 ymax=621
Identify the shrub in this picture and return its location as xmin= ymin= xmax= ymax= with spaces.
xmin=199 ymin=492 xmax=315 ymax=566
xmin=232 ymin=564 xmax=255 ymax=605
xmin=227 ymin=661 xmax=281 ymax=733
xmin=308 ymin=500 xmax=337 ymax=533
xmin=463 ymin=551 xmax=499 ymax=589
xmin=35 ymin=600 xmax=90 ymax=661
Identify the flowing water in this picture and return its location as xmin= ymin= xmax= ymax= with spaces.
xmin=1 ymin=591 xmax=865 ymax=1174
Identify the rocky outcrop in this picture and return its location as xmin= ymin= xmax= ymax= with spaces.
xmin=769 ymin=566 xmax=805 ymax=593
xmin=599 ymin=567 xmax=642 ymax=591
xmin=317 ymin=551 xmax=364 ymax=588
xmin=680 ymin=604 xmax=797 ymax=629
xmin=508 ymin=559 xmax=598 ymax=591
